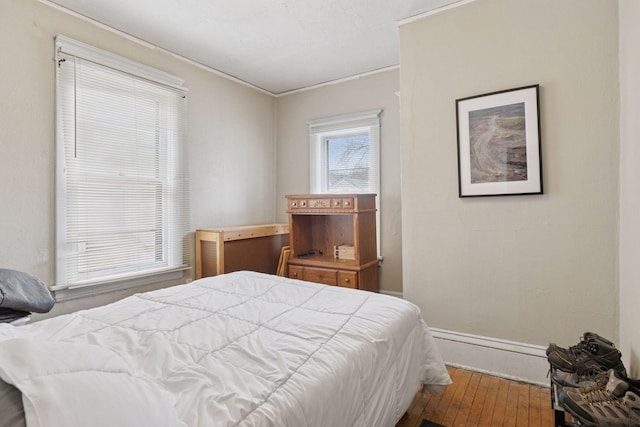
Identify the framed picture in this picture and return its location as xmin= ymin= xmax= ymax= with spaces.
xmin=456 ymin=85 xmax=542 ymax=197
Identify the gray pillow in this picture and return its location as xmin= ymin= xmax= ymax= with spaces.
xmin=0 ymin=308 xmax=30 ymax=323
xmin=0 ymin=269 xmax=55 ymax=313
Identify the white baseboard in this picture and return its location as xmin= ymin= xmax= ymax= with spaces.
xmin=430 ymin=327 xmax=550 ymax=387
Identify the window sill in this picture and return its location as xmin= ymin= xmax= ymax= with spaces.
xmin=51 ymin=268 xmax=189 ymax=302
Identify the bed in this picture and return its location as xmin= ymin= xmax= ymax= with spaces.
xmin=0 ymin=271 xmax=451 ymax=427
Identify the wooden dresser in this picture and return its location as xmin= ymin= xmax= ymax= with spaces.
xmin=286 ymin=194 xmax=378 ymax=291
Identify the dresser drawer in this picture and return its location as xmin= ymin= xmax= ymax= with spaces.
xmin=333 ymin=198 xmax=354 ymax=209
xmin=308 ymin=198 xmax=332 ymax=209
xmin=302 ymin=266 xmax=337 ymax=286
xmin=288 ymin=265 xmax=360 ymax=289
xmin=288 ymin=199 xmax=308 ymax=209
xmin=337 ymin=271 xmax=357 ymax=288
xmin=289 ymin=265 xmax=304 ymax=280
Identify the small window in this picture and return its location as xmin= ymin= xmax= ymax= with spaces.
xmin=308 ymin=110 xmax=382 ymax=253
xmin=54 ymin=36 xmax=190 ymax=291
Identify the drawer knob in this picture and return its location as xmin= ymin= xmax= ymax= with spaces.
xmin=344 ymin=278 xmax=350 ymax=283
xmin=293 ymin=272 xmax=298 ymax=277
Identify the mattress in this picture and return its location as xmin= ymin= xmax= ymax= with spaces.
xmin=0 ymin=271 xmax=450 ymax=427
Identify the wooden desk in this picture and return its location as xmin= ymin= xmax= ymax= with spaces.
xmin=195 ymin=224 xmax=289 ymax=279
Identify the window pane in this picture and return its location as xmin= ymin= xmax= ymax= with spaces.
xmin=326 ymin=133 xmax=370 ymax=192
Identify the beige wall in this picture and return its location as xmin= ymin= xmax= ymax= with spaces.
xmin=275 ymin=70 xmax=403 ymax=293
xmin=399 ymin=0 xmax=619 ymax=346
xmin=1 ymin=0 xmax=276 ymax=315
xmin=619 ymin=0 xmax=640 ymax=377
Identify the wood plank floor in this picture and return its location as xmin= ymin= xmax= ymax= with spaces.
xmin=396 ymin=366 xmax=557 ymax=427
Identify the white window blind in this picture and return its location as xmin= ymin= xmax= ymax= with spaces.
xmin=55 ymin=36 xmax=190 ymax=289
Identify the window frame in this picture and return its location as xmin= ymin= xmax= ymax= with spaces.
xmin=53 ymin=36 xmax=190 ymax=298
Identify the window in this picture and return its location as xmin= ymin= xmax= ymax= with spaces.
xmin=308 ymin=110 xmax=382 ymax=253
xmin=309 ymin=110 xmax=381 ymax=194
xmin=54 ymin=36 xmax=190 ymax=292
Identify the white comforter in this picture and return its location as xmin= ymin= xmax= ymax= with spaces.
xmin=0 ymin=271 xmax=451 ymax=427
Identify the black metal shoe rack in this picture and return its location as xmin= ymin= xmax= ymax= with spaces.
xmin=549 ymin=365 xmax=581 ymax=427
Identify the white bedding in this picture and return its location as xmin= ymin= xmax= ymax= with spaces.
xmin=0 ymin=271 xmax=451 ymax=427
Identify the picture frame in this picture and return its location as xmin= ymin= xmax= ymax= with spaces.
xmin=456 ymin=84 xmax=542 ymax=197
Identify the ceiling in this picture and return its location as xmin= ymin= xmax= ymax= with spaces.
xmin=48 ymin=0 xmax=464 ymax=95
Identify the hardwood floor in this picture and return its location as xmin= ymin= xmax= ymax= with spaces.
xmin=397 ymin=366 xmax=557 ymax=427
